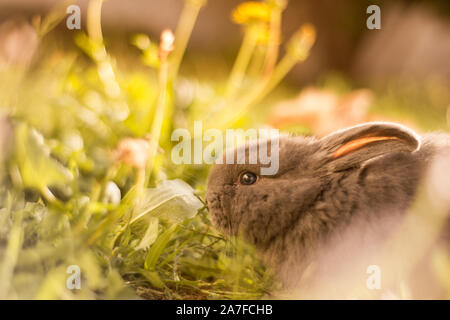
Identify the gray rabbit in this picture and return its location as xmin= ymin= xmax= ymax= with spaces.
xmin=206 ymin=122 xmax=450 ymax=298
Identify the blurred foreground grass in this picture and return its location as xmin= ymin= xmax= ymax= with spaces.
xmin=0 ymin=0 xmax=448 ymax=299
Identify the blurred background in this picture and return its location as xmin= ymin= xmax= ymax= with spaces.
xmin=1 ymin=0 xmax=449 ymax=133
xmin=1 ymin=0 xmax=449 ymax=81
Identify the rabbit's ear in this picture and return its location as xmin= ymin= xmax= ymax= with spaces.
xmin=321 ymin=122 xmax=420 ymax=171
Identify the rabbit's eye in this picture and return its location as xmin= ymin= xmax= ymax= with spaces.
xmin=240 ymin=172 xmax=257 ymax=185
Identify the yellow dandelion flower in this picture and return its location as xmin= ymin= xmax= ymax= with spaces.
xmin=232 ymin=1 xmax=271 ymax=25
xmin=249 ymin=22 xmax=271 ymax=44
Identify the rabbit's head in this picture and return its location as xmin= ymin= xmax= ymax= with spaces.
xmin=206 ymin=122 xmax=422 ymax=250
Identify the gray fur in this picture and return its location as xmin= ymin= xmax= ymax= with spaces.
xmin=206 ymin=122 xmax=450 ymax=293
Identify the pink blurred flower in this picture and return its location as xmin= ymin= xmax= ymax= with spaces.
xmin=268 ymin=86 xmax=373 ymax=136
xmin=0 ymin=19 xmax=39 ymax=68
xmin=113 ymin=138 xmax=150 ymax=170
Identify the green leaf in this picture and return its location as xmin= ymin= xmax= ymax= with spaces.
xmin=135 ymin=217 xmax=159 ymax=250
xmin=131 ymin=179 xmax=203 ymax=224
xmin=34 ymin=267 xmax=71 ymax=300
xmin=139 ymin=269 xmax=165 ymax=289
xmin=144 ymin=224 xmax=177 ymax=270
xmin=14 ymin=123 xmax=73 ymax=191
xmin=0 ymin=208 xmax=24 ymax=298
xmin=78 ymin=251 xmax=106 ymax=291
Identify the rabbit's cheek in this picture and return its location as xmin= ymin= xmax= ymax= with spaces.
xmin=207 ymin=186 xmax=237 ymax=235
xmin=206 ymin=191 xmax=228 ymax=230
xmin=233 ymin=185 xmax=288 ymax=245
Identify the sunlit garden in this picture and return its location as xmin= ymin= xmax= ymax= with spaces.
xmin=0 ymin=0 xmax=449 ymax=300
